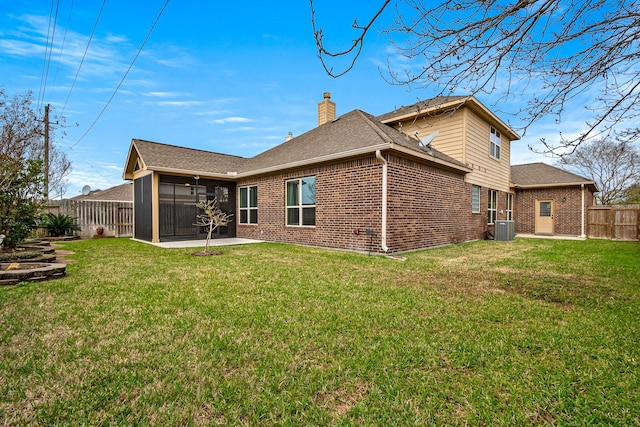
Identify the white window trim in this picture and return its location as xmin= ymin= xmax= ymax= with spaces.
xmin=488 ymin=189 xmax=498 ymax=224
xmin=506 ymin=193 xmax=513 ymax=221
xmin=490 ymin=127 xmax=501 ymax=159
xmin=239 ymin=185 xmax=258 ymax=225
xmin=472 ymin=185 xmax=481 ymax=213
xmin=286 ymin=177 xmax=316 ymax=227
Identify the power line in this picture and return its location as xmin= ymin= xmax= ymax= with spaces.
xmin=70 ymin=0 xmax=171 ymax=149
xmin=38 ymin=0 xmax=60 ymax=110
xmin=51 ymin=0 xmax=76 ymax=91
xmin=61 ymin=0 xmax=106 ymax=116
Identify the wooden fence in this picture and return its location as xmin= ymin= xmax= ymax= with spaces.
xmin=587 ymin=205 xmax=640 ymax=241
xmin=46 ymin=200 xmax=133 ymax=238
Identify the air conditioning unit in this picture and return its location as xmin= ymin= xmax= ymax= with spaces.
xmin=494 ymin=220 xmax=515 ymax=241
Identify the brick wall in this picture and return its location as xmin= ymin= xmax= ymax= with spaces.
xmin=237 ymin=156 xmax=382 ymax=253
xmin=385 ymin=154 xmax=485 ymax=252
xmin=514 ymin=186 xmax=594 ymax=235
xmin=237 ymin=153 xmax=488 ymax=253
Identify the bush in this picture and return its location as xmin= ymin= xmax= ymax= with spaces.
xmin=40 ymin=213 xmax=80 ymax=237
xmin=0 ymin=251 xmax=39 ymax=261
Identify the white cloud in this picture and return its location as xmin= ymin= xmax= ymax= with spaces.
xmin=211 ymin=117 xmax=253 ymax=124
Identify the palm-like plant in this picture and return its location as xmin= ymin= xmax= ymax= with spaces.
xmin=40 ymin=213 xmax=80 ymax=237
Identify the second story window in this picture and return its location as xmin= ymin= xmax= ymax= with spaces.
xmin=490 ymin=127 xmax=501 ymax=159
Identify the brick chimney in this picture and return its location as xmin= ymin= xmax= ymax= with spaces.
xmin=317 ymin=92 xmax=336 ymax=126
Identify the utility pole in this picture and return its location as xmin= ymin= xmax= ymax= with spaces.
xmin=44 ymin=104 xmax=50 ymax=201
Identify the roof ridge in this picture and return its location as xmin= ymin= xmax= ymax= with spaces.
xmin=354 ymin=110 xmax=394 ymax=144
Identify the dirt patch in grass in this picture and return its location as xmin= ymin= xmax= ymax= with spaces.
xmin=191 ymin=251 xmax=222 ymax=256
xmin=316 ymin=378 xmax=371 ymax=418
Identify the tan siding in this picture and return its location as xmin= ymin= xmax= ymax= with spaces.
xmin=394 ymin=112 xmax=466 ymax=162
xmin=464 ymin=110 xmax=511 ymax=192
xmin=388 ymin=107 xmax=513 ymax=193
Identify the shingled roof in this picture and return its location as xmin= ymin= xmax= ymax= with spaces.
xmin=511 ymin=163 xmax=598 ymax=191
xmin=83 ymin=182 xmax=133 ymax=201
xmin=376 ymin=96 xmax=471 ymax=122
xmin=123 ymin=109 xmax=470 ymax=180
xmin=377 ymin=95 xmax=520 ymax=142
xmin=125 ymin=139 xmax=247 ymax=178
xmin=243 ymin=109 xmax=467 ymax=174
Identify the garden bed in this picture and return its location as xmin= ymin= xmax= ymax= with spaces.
xmin=0 ymin=262 xmax=66 ymax=286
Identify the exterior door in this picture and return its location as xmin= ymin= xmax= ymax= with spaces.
xmin=535 ymin=200 xmax=554 ymax=235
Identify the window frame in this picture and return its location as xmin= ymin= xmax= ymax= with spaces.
xmin=472 ymin=185 xmax=481 ymax=213
xmin=490 ymin=127 xmax=501 ymax=159
xmin=506 ymin=193 xmax=513 ymax=221
xmin=488 ymin=189 xmax=498 ymax=224
xmin=239 ymin=185 xmax=258 ymax=225
xmin=286 ymin=177 xmax=316 ymax=227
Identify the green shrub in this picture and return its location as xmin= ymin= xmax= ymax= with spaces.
xmin=0 ymin=251 xmax=40 ymax=261
xmin=39 ymin=213 xmax=80 ymax=237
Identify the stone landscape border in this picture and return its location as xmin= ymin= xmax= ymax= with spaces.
xmin=0 ymin=262 xmax=67 ymax=286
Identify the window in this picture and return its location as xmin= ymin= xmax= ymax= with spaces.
xmin=239 ymin=185 xmax=258 ymax=224
xmin=539 ymin=201 xmax=552 ymax=217
xmin=488 ymin=189 xmax=498 ymax=224
xmin=506 ymin=193 xmax=513 ymax=221
xmin=490 ymin=127 xmax=501 ymax=159
xmin=286 ymin=177 xmax=316 ymax=226
xmin=472 ymin=185 xmax=481 ymax=213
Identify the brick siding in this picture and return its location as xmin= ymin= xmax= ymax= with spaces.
xmin=514 ymin=186 xmax=595 ymax=235
xmin=385 ymin=154 xmax=485 ymax=252
xmin=237 ymin=153 xmax=487 ymax=254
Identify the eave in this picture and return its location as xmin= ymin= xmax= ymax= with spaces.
xmin=512 ymin=181 xmax=599 ymax=192
xmin=380 ymin=96 xmax=520 ymax=142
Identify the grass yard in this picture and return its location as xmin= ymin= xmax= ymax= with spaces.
xmin=1 ymin=237 xmax=639 ymax=426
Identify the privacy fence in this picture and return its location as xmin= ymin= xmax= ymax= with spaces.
xmin=47 ymin=200 xmax=133 ymax=238
xmin=587 ymin=205 xmax=640 ymax=241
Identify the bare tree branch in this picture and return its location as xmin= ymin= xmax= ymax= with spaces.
xmin=310 ymin=0 xmax=391 ymax=77
xmin=311 ymin=0 xmax=640 ymax=154
xmin=557 ymin=136 xmax=640 ymax=204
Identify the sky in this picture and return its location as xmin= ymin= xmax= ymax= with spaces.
xmin=1 ymin=0 xmax=586 ymax=198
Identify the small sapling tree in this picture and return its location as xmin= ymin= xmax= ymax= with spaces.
xmin=193 ymin=198 xmax=233 ymax=254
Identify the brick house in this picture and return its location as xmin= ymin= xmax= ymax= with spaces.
xmin=123 ymin=94 xmax=520 ymax=253
xmin=511 ymin=163 xmax=598 ymax=237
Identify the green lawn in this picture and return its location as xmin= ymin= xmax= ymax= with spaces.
xmin=1 ymin=238 xmax=639 ymax=426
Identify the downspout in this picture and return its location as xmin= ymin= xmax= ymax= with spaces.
xmin=375 ymin=150 xmax=390 ymax=253
xmin=580 ymin=183 xmax=586 ymax=238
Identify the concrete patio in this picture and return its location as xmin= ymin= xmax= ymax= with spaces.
xmin=133 ymin=238 xmax=263 ymax=249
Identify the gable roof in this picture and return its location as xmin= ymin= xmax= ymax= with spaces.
xmin=123 ymin=139 xmax=247 ymax=179
xmin=377 ymin=95 xmax=520 ymax=142
xmin=123 ymin=109 xmax=471 ymax=180
xmin=243 ymin=109 xmax=468 ymax=175
xmin=511 ymin=163 xmax=598 ymax=192
xmin=67 ymin=183 xmax=133 ymax=201
xmin=82 ymin=182 xmax=133 ymax=202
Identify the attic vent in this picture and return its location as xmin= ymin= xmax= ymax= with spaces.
xmin=134 ymin=160 xmax=140 ymax=171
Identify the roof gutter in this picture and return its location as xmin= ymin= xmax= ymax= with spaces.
xmin=130 ymin=141 xmax=470 ymax=182
xmin=514 ymin=181 xmax=599 ymax=191
xmin=375 ymin=150 xmax=390 ymax=253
